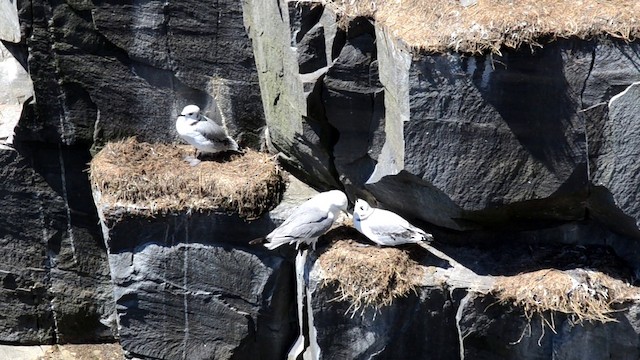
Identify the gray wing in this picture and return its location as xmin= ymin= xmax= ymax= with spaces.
xmin=268 ymin=205 xmax=334 ymax=242
xmin=194 ymin=119 xmax=229 ymax=142
xmin=369 ymin=211 xmax=428 ymax=244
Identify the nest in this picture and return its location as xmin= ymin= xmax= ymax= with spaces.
xmin=317 ymin=227 xmax=424 ymax=315
xmin=493 ymin=268 xmax=640 ymax=325
xmin=327 ymin=0 xmax=640 ymax=54
xmin=89 ymin=138 xmax=286 ymax=220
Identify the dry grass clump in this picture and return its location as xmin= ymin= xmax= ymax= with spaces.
xmin=89 ymin=138 xmax=285 ymax=219
xmin=493 ymin=268 xmax=640 ymax=325
xmin=317 ymin=227 xmax=424 ymax=315
xmin=327 ymin=0 xmax=640 ymax=54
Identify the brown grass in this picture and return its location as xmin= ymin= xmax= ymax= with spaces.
xmin=317 ymin=227 xmax=425 ymax=315
xmin=327 ymin=0 xmax=640 ymax=54
xmin=89 ymin=138 xmax=286 ymax=219
xmin=493 ymin=268 xmax=640 ymax=325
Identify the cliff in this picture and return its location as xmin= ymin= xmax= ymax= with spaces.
xmin=1 ymin=0 xmax=640 ymax=359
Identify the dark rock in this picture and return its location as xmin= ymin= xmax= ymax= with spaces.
xmin=589 ymin=82 xmax=640 ymax=236
xmin=244 ymin=1 xmax=640 ymax=239
xmin=0 ymin=145 xmax=116 ymax=343
xmin=458 ymin=294 xmax=640 ymax=360
xmin=310 ymin=283 xmax=460 ymax=360
xmin=323 ymin=19 xmax=385 ymax=196
xmin=307 ymin=241 xmax=640 ymax=359
xmin=96 ymin=208 xmax=297 ymax=360
xmin=16 ymin=0 xmax=264 ymax=150
xmin=93 ymin=178 xmax=321 ymax=359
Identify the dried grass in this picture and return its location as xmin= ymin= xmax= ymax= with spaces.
xmin=493 ymin=268 xmax=640 ymax=326
xmin=326 ymin=0 xmax=640 ymax=54
xmin=89 ymin=138 xmax=285 ymax=219
xmin=317 ymin=227 xmax=425 ymax=315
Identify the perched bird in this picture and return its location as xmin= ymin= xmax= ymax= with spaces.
xmin=175 ymin=105 xmax=239 ymax=157
xmin=353 ymin=198 xmax=433 ymax=246
xmin=353 ymin=199 xmax=487 ymax=287
xmin=254 ymin=190 xmax=349 ymax=251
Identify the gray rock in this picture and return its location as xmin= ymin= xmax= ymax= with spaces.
xmin=0 ymin=146 xmax=116 ymax=344
xmin=93 ymin=177 xmax=324 ymax=359
xmin=243 ymin=0 xmax=341 ymax=189
xmin=0 ymin=41 xmax=32 ymax=148
xmin=108 ymin=242 xmax=294 ymax=360
xmin=244 ymin=1 xmax=640 ymax=237
xmin=0 ymin=0 xmax=20 ymax=43
xmin=309 ymin=283 xmax=460 ymax=360
xmin=306 ymin=241 xmax=640 ymax=359
xmin=458 ymin=294 xmax=640 ymax=360
xmin=16 ymin=0 xmax=264 ymax=150
xmin=2 ymin=0 xmax=267 ymax=346
xmin=589 ymin=82 xmax=640 ymax=236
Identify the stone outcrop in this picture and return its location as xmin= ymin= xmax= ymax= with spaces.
xmin=92 ymin=178 xmax=316 ymax=360
xmin=0 ymin=146 xmax=117 ymax=344
xmin=305 ymin=238 xmax=640 ymax=359
xmin=244 ymin=0 xmax=640 ymax=237
xmin=15 ymin=0 xmax=264 ymax=150
xmin=1 ymin=0 xmax=265 ymax=348
xmin=3 ymin=0 xmax=640 ymax=358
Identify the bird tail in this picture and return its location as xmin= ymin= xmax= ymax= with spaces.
xmin=263 ymin=241 xmax=282 ymax=250
xmin=248 ymin=237 xmax=264 ymax=245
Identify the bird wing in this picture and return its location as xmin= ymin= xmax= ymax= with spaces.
xmin=267 ymin=205 xmax=334 ymax=244
xmin=368 ymin=210 xmax=429 ymax=244
xmin=193 ymin=119 xmax=230 ymax=142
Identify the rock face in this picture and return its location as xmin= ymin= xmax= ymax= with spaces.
xmin=93 ymin=191 xmax=307 ymax=359
xmin=0 ymin=146 xmax=116 ymax=344
xmin=306 ymin=239 xmax=640 ymax=360
xmin=15 ymin=0 xmax=264 ymax=150
xmin=1 ymin=0 xmax=266 ymax=348
xmin=4 ymin=0 xmax=640 ymax=358
xmin=244 ymin=0 xmax=640 ymax=236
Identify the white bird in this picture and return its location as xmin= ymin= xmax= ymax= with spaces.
xmin=353 ymin=199 xmax=490 ymax=290
xmin=353 ymin=198 xmax=433 ymax=246
xmin=256 ymin=190 xmax=349 ymax=251
xmin=175 ymin=105 xmax=239 ymax=156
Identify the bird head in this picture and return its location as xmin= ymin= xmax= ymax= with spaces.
xmin=181 ymin=105 xmax=201 ymax=120
xmin=324 ymin=190 xmax=348 ymax=214
xmin=353 ymin=199 xmax=374 ymax=221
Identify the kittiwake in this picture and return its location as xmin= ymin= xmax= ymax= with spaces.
xmin=176 ymin=105 xmax=239 ymax=157
xmin=353 ymin=198 xmax=433 ymax=246
xmin=353 ymin=198 xmax=476 ymax=271
xmin=255 ymin=190 xmax=348 ymax=250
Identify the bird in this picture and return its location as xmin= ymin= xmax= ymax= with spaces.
xmin=175 ymin=105 xmax=239 ymax=158
xmin=352 ymin=198 xmax=433 ymax=246
xmin=352 ymin=199 xmax=489 ymax=289
xmin=253 ymin=190 xmax=349 ymax=251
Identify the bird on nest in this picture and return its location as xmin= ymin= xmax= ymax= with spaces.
xmin=175 ymin=104 xmax=239 ymax=164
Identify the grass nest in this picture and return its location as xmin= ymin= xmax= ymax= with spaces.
xmin=327 ymin=0 xmax=640 ymax=54
xmin=317 ymin=227 xmax=425 ymax=315
xmin=493 ymin=268 xmax=640 ymax=326
xmin=89 ymin=138 xmax=286 ymax=220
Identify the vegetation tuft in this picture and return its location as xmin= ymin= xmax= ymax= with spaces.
xmin=89 ymin=138 xmax=286 ymax=220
